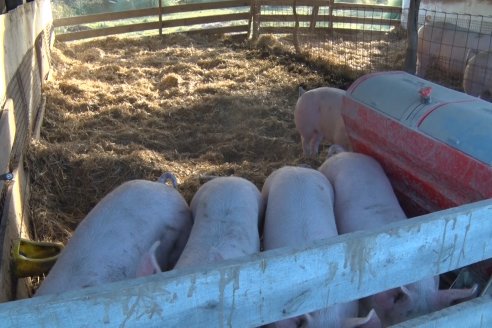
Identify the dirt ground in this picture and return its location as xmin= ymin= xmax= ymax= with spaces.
xmin=27 ymin=32 xmax=360 ymax=244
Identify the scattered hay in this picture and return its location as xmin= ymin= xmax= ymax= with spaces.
xmin=28 ymin=32 xmax=411 ymax=245
xmin=159 ymin=73 xmax=181 ymax=89
xmin=29 ymin=33 xmax=346 ymax=244
xmin=79 ymin=47 xmax=105 ymax=62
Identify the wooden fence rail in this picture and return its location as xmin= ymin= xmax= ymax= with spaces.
xmin=0 ymin=198 xmax=491 ymax=326
xmin=53 ymin=0 xmax=402 ymax=42
xmin=1 ymin=0 xmax=53 ymax=302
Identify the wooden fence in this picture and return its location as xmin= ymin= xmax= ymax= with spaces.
xmin=53 ymin=0 xmax=402 ymax=42
xmin=0 ymin=198 xmax=491 ymax=326
xmin=1 ymin=1 xmax=492 ymax=326
xmin=0 ymin=0 xmax=53 ymax=302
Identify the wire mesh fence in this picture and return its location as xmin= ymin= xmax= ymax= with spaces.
xmin=413 ymin=9 xmax=492 ymax=97
xmin=263 ymin=6 xmax=492 ymax=94
xmin=50 ymin=1 xmax=492 ymax=96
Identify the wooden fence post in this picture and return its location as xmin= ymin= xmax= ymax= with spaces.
xmin=159 ymin=0 xmax=163 ymax=36
xmin=309 ymin=4 xmax=319 ymax=31
xmin=251 ymin=0 xmax=260 ymax=42
xmin=404 ymin=0 xmax=421 ymax=73
xmin=292 ymin=0 xmax=300 ymax=54
xmin=328 ymin=0 xmax=334 ymax=29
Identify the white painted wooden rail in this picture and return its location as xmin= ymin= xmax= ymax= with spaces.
xmin=0 ymin=199 xmax=491 ymax=327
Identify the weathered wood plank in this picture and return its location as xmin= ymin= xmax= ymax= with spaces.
xmin=259 ymin=0 xmax=401 ymax=14
xmin=260 ymin=26 xmax=391 ymax=35
xmin=0 ymin=100 xmax=15 ymax=182
xmin=161 ymin=0 xmax=251 ymax=14
xmin=32 ymin=96 xmax=46 ymax=140
xmin=259 ymin=0 xmax=331 ymax=6
xmin=332 ymin=2 xmax=402 ymax=13
xmin=392 ymin=294 xmax=492 ymax=327
xmin=0 ymin=0 xmax=52 ymax=106
xmin=0 ymin=199 xmax=491 ymax=327
xmin=260 ymin=14 xmax=399 ymax=27
xmin=161 ymin=13 xmax=251 ymax=28
xmin=53 ymin=8 xmax=158 ymax=27
xmin=184 ymin=25 xmax=250 ymax=35
xmin=55 ymin=22 xmax=161 ymax=42
xmin=0 ymin=159 xmax=31 ymax=302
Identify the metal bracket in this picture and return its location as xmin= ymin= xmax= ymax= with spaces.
xmin=0 ymin=172 xmax=14 ymax=181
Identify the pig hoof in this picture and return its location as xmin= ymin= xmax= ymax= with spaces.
xmin=327 ymin=144 xmax=347 ymax=158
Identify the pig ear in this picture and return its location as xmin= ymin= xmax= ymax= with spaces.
xmin=343 ymin=309 xmax=382 ymax=328
xmin=370 ymin=287 xmax=410 ymax=311
xmin=298 ymin=86 xmax=306 ymax=97
xmin=136 ymin=241 xmax=162 ymax=277
xmin=435 ymin=284 xmax=478 ymax=310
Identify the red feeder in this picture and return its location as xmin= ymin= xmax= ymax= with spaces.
xmin=342 ymin=71 xmax=492 ymax=217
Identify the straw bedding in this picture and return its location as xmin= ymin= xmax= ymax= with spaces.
xmin=27 ymin=32 xmax=358 ymax=243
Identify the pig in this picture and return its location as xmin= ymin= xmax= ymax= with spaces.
xmin=294 ymin=87 xmax=350 ymax=158
xmin=262 ymin=166 xmax=380 ymax=328
xmin=417 ymin=18 xmax=492 ymax=78
xmin=463 ymin=50 xmax=492 ymax=101
xmin=35 ymin=175 xmax=193 ymax=296
xmin=174 ymin=176 xmax=263 ymax=269
xmin=318 ymin=146 xmax=478 ymax=326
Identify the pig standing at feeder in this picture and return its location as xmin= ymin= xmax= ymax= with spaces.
xmin=318 ymin=147 xmax=478 ymax=326
xmin=416 ymin=17 xmax=492 ymax=78
xmin=294 ymin=87 xmax=350 ymax=158
xmin=173 ymin=176 xmax=263 ymax=269
xmin=35 ymin=174 xmax=193 ymax=296
xmin=262 ymin=166 xmax=379 ymax=328
xmin=463 ymin=50 xmax=492 ymax=101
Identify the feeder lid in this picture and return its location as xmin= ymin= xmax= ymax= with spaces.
xmin=346 ymin=71 xmax=492 ymax=166
xmin=419 ymin=101 xmax=492 ymax=166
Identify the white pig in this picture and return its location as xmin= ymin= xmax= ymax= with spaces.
xmin=463 ymin=50 xmax=492 ymax=101
xmin=262 ymin=166 xmax=379 ymax=328
xmin=417 ymin=18 xmax=492 ymax=78
xmin=35 ymin=177 xmax=193 ymax=296
xmin=174 ymin=176 xmax=263 ymax=269
xmin=294 ymin=87 xmax=350 ymax=158
xmin=318 ymin=147 xmax=477 ymax=326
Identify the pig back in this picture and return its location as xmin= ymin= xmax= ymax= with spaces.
xmin=174 ymin=176 xmax=263 ymax=269
xmin=262 ymin=166 xmax=337 ymax=250
xmin=318 ymin=152 xmax=406 ymax=234
xmin=36 ymin=179 xmax=192 ymax=296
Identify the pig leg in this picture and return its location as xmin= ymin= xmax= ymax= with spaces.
xmin=309 ymin=131 xmax=323 ymax=157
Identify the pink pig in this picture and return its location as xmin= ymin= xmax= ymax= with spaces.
xmin=35 ymin=176 xmax=193 ymax=296
xmin=174 ymin=176 xmax=263 ymax=269
xmin=294 ymin=87 xmax=350 ymax=157
xmin=262 ymin=166 xmax=380 ymax=328
xmin=318 ymin=147 xmax=477 ymax=326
